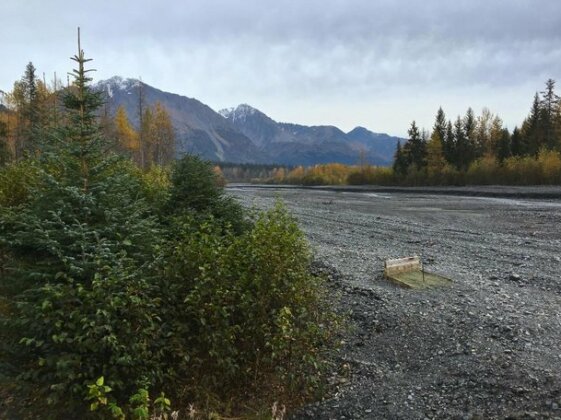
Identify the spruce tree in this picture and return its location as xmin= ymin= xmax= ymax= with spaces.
xmin=496 ymin=128 xmax=512 ymax=162
xmin=20 ymin=62 xmax=44 ymax=154
xmin=11 ymin=62 xmax=41 ymax=158
xmin=407 ymin=121 xmax=426 ymax=170
xmin=393 ymin=140 xmax=409 ymax=176
xmin=0 ymin=29 xmax=163 ymax=414
xmin=22 ymin=63 xmax=39 ymax=118
xmin=429 ymin=108 xmax=448 ymax=174
xmin=510 ymin=127 xmax=523 ymax=156
xmin=463 ymin=107 xmax=477 ymax=162
xmin=522 ymin=93 xmax=543 ymax=155
xmin=167 ymin=154 xmax=247 ymax=232
xmin=453 ymin=116 xmax=469 ymax=170
xmin=539 ymin=79 xmax=560 ymax=150
xmin=444 ymin=120 xmax=455 ymax=165
xmin=433 ymin=107 xmax=447 ymax=144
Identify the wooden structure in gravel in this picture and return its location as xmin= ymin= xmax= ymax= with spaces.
xmin=384 ymin=256 xmax=451 ymax=289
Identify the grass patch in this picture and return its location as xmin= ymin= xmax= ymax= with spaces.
xmin=386 ymin=270 xmax=452 ymax=289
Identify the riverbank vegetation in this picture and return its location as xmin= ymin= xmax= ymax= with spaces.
xmin=0 ymin=34 xmax=337 ymax=418
xmin=267 ymin=79 xmax=561 ymax=186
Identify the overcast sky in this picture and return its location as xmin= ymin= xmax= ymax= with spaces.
xmin=2 ymin=0 xmax=560 ymax=137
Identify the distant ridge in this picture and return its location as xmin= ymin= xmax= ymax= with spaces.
xmin=221 ymin=104 xmax=402 ymax=165
xmin=95 ymin=77 xmax=266 ymax=163
xmin=96 ymin=77 xmax=403 ymax=165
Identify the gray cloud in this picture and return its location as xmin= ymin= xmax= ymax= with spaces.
xmin=1 ymin=0 xmax=560 ymax=136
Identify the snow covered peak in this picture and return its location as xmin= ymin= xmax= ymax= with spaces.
xmin=218 ymin=107 xmax=235 ymax=118
xmin=219 ymin=103 xmax=258 ymax=122
xmin=94 ymin=76 xmax=141 ymax=97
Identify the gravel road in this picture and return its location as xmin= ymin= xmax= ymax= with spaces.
xmin=228 ymin=185 xmax=561 ymax=420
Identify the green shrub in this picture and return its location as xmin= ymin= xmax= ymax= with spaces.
xmin=0 ymin=160 xmax=41 ymax=207
xmin=137 ymin=164 xmax=172 ymax=211
xmin=401 ymin=166 xmax=426 ymax=186
xmin=538 ymin=148 xmax=561 ymax=184
xmin=168 ymin=155 xmax=222 ymax=211
xmin=167 ymin=154 xmax=248 ymax=233
xmin=347 ymin=166 xmax=395 ymax=185
xmin=466 ymin=156 xmax=501 ymax=185
xmin=439 ymin=164 xmax=465 ymax=186
xmin=159 ymin=202 xmax=335 ymax=408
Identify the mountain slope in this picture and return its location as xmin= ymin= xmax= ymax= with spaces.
xmin=221 ymin=104 xmax=401 ymax=165
xmin=347 ymin=126 xmax=401 ymax=164
xmin=95 ymin=77 xmax=267 ymax=163
xmin=96 ymin=77 xmax=402 ymax=165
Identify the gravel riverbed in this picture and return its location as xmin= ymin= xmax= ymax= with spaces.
xmin=229 ymin=185 xmax=561 ymax=420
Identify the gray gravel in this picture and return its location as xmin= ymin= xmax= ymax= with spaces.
xmin=229 ymin=185 xmax=561 ymax=420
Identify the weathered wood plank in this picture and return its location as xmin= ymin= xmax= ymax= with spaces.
xmin=384 ymin=256 xmax=422 ymax=277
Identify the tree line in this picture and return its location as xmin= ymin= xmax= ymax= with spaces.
xmin=0 ymin=63 xmax=176 ymax=169
xmin=216 ymin=162 xmax=295 ymax=183
xmin=271 ymin=80 xmax=561 ymax=187
xmin=393 ymin=79 xmax=561 ymax=185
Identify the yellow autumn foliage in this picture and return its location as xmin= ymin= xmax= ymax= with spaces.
xmin=114 ymin=106 xmax=139 ymax=151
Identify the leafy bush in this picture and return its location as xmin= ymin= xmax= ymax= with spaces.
xmin=137 ymin=164 xmax=172 ymax=210
xmin=438 ymin=164 xmax=465 ymax=186
xmin=347 ymin=166 xmax=395 ymax=185
xmin=159 ymin=202 xmax=334 ymax=408
xmin=465 ymin=156 xmax=501 ymax=185
xmin=538 ymin=148 xmax=561 ymax=184
xmin=0 ymin=160 xmax=41 ymax=207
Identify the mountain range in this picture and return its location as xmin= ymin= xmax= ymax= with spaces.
xmin=95 ymin=76 xmax=402 ymax=166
